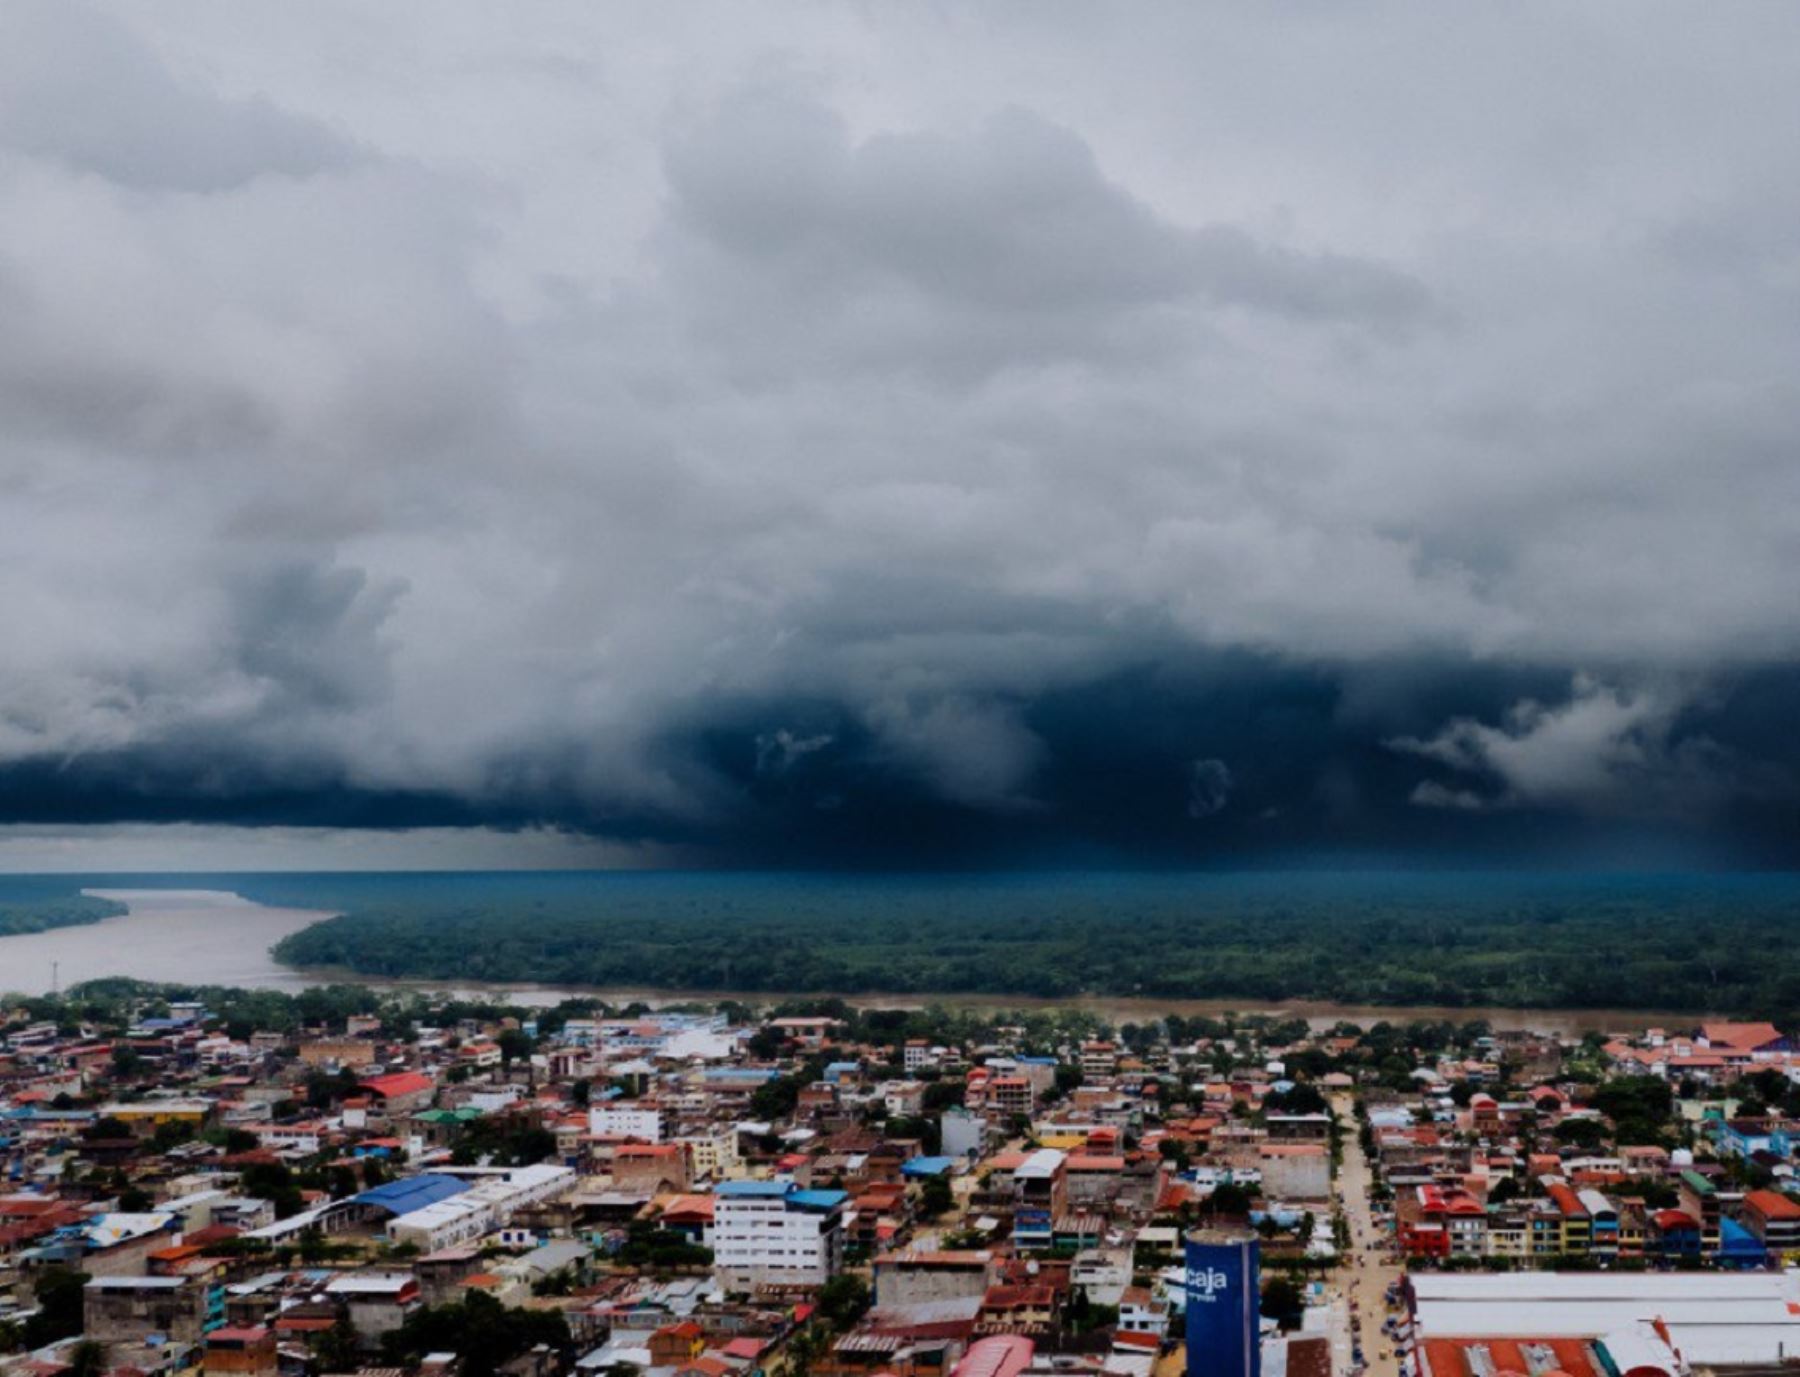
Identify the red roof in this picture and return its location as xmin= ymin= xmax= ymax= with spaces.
xmin=360 ymin=1071 xmax=434 ymax=1099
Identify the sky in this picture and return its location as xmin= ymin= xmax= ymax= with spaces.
xmin=2 ymin=2 xmax=1799 ymax=870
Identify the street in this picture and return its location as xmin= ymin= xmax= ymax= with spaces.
xmin=1330 ymin=1095 xmax=1404 ymax=1377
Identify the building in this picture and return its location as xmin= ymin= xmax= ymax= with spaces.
xmin=1409 ymin=1272 xmax=1800 ymax=1367
xmin=709 ymin=1179 xmax=849 ymax=1292
xmin=326 ymin=1272 xmax=421 ymax=1348
xmin=589 ymin=1104 xmax=666 ymax=1143
xmin=1740 ymin=1190 xmax=1800 ymax=1259
xmin=990 ymin=1077 xmax=1033 ymax=1122
xmin=875 ymin=1250 xmax=995 ymax=1307
xmin=1010 ymin=1150 xmax=1066 ymax=1251
xmin=1257 ymin=1145 xmax=1328 ymax=1200
xmin=85 ymin=1275 xmax=211 ymax=1347
xmin=1676 ymin=1171 xmax=1721 ymax=1252
xmin=204 ymin=1326 xmax=278 ymax=1377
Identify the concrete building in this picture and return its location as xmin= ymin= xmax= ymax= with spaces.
xmin=1257 ymin=1145 xmax=1329 ymax=1201
xmin=85 ymin=1274 xmax=211 ymax=1347
xmin=873 ymin=1250 xmax=994 ymax=1307
xmin=326 ymin=1272 xmax=421 ymax=1348
xmin=708 ymin=1179 xmax=849 ymax=1292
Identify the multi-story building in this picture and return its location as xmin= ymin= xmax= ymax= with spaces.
xmin=1679 ymin=1170 xmax=1722 ymax=1253
xmin=1079 ymin=1043 xmax=1118 ymax=1082
xmin=1010 ymin=1149 xmax=1067 ymax=1251
xmin=1741 ymin=1189 xmax=1800 ymax=1260
xmin=1579 ymin=1189 xmax=1619 ymax=1257
xmin=708 ymin=1180 xmax=848 ymax=1292
xmin=1546 ymin=1182 xmax=1591 ymax=1255
xmin=588 ymin=1103 xmax=666 ymax=1143
xmin=990 ymin=1076 xmax=1033 ymax=1122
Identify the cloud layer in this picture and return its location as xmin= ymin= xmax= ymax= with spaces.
xmin=2 ymin=1 xmax=1800 ymax=866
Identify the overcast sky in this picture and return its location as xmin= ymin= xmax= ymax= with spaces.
xmin=3 ymin=2 xmax=1799 ymax=870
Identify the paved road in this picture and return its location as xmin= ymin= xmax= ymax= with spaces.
xmin=1331 ymin=1095 xmax=1405 ymax=1377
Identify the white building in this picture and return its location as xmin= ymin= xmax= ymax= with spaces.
xmin=707 ymin=1179 xmax=848 ymax=1292
xmin=1410 ymin=1272 xmax=1800 ymax=1367
xmin=386 ymin=1165 xmax=576 ymax=1252
xmin=588 ymin=1104 xmax=666 ymax=1142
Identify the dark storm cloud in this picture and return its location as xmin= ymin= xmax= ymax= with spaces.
xmin=2 ymin=1 xmax=1800 ymax=866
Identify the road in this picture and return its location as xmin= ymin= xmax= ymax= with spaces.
xmin=1331 ymin=1095 xmax=1404 ymax=1377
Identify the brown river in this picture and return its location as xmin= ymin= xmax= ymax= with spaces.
xmin=0 ymin=889 xmax=1717 ymax=1036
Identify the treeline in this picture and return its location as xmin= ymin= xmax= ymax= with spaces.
xmin=0 ymin=889 xmax=124 ymax=938
xmin=261 ymin=871 xmax=1800 ymax=1015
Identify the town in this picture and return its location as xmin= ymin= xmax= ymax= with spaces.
xmin=3 ymin=985 xmax=1800 ymax=1377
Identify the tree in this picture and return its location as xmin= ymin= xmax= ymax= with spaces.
xmin=23 ymin=1268 xmax=89 ymax=1348
xmin=816 ymin=1274 xmax=870 ymax=1329
xmin=496 ymin=1027 xmax=535 ymax=1066
xmin=315 ymin=1312 xmax=362 ymax=1372
xmin=1205 ymin=1183 xmax=1254 ymax=1217
xmin=1554 ymin=1118 xmax=1606 ymax=1150
xmin=920 ymin=1173 xmax=955 ymax=1219
xmin=1261 ymin=1275 xmax=1304 ymax=1330
xmin=379 ymin=1291 xmax=569 ymax=1377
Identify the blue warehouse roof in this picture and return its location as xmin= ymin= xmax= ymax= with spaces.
xmin=355 ymin=1173 xmax=469 ymax=1216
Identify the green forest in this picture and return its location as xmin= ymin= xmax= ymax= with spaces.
xmin=256 ymin=870 xmax=1800 ymax=1015
xmin=0 ymin=887 xmax=123 ymax=937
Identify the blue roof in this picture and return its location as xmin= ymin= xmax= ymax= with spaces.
xmin=710 ymin=1068 xmax=781 ymax=1082
xmin=355 ymin=1173 xmax=469 ymax=1216
xmin=1719 ymin=1216 xmax=1767 ymax=1258
xmin=788 ymin=1189 xmax=850 ymax=1212
xmin=901 ymin=1156 xmax=956 ymax=1178
xmin=716 ymin=1180 xmax=794 ymax=1198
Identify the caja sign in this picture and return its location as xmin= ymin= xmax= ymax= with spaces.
xmin=1183 ymin=1237 xmax=1259 ymax=1377
xmin=1186 ymin=1264 xmax=1231 ymax=1302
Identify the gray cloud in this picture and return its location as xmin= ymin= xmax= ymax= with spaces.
xmin=0 ymin=2 xmax=1799 ymax=859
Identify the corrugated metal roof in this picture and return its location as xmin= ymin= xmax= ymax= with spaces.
xmin=355 ymin=1173 xmax=468 ymax=1215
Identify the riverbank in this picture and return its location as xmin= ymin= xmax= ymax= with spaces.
xmin=0 ymin=888 xmax=1743 ymax=1037
xmin=0 ymin=889 xmax=336 ymax=995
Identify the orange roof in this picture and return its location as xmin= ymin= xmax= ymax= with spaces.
xmin=1423 ymin=1338 xmax=1599 ymax=1377
xmin=1702 ymin=1022 xmax=1785 ymax=1051
xmin=1065 ymin=1155 xmax=1125 ymax=1172
xmin=1746 ymin=1189 xmax=1800 ymax=1222
xmin=660 ymin=1194 xmax=715 ymax=1220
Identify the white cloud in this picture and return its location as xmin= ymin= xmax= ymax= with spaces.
xmin=1391 ymin=676 xmax=1739 ymax=816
